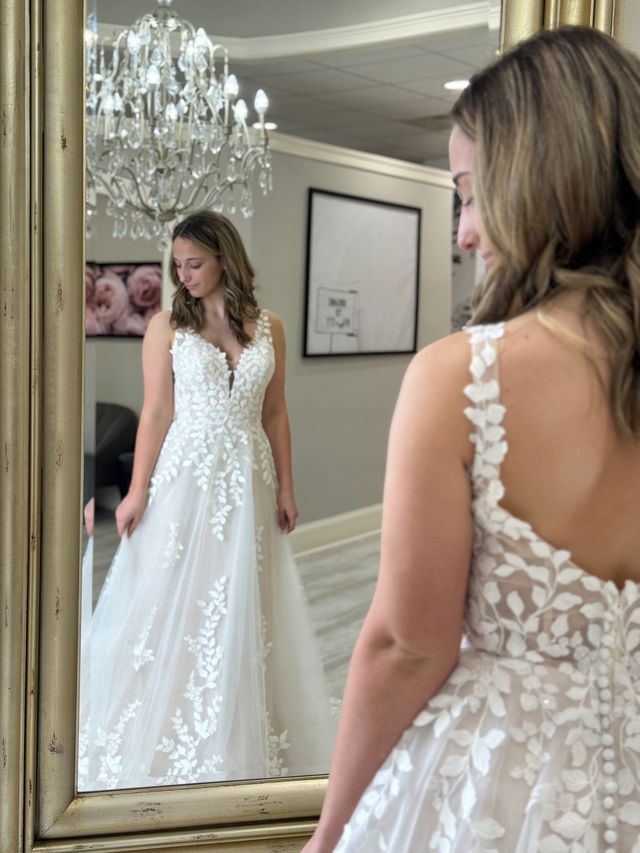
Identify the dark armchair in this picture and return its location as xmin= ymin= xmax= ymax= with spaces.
xmin=84 ymin=402 xmax=138 ymax=501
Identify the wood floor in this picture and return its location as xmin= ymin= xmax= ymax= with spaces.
xmin=86 ymin=512 xmax=380 ymax=700
xmin=297 ymin=535 xmax=379 ymax=699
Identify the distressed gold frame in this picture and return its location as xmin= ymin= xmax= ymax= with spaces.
xmin=0 ymin=0 xmax=625 ymax=851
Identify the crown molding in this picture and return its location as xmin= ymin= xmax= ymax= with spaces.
xmin=268 ymin=131 xmax=452 ymax=188
xmin=96 ymin=2 xmax=494 ymax=60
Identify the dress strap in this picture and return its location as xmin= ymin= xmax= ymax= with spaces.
xmin=463 ymin=323 xmax=508 ymax=501
xmin=257 ymin=308 xmax=272 ymax=341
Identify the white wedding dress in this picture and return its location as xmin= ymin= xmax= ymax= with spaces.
xmin=78 ymin=309 xmax=335 ymax=790
xmin=337 ymin=323 xmax=640 ymax=852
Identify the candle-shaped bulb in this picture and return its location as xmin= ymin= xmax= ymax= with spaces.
xmin=234 ymin=99 xmax=248 ymax=123
xmin=224 ymin=74 xmax=239 ymax=100
xmin=254 ymin=89 xmax=269 ymax=115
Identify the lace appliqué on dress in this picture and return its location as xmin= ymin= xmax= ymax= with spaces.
xmin=154 ymin=576 xmax=229 ymax=784
xmin=336 ymin=322 xmax=640 ymax=853
xmin=149 ymin=310 xmax=277 ymax=542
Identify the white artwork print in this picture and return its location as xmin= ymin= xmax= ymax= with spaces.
xmin=315 ymin=288 xmax=358 ymax=337
xmin=304 ymin=190 xmax=420 ymax=355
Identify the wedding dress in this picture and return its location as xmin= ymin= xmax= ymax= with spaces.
xmin=78 ymin=309 xmax=335 ymax=790
xmin=337 ymin=323 xmax=640 ymax=853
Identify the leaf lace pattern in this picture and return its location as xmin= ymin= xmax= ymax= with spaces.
xmin=78 ymin=309 xmax=336 ymax=789
xmin=153 ymin=576 xmax=228 ymax=784
xmin=337 ymin=323 xmax=640 ymax=852
xmin=149 ymin=309 xmax=277 ymax=540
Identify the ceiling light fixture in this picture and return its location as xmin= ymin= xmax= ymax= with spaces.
xmin=443 ymin=79 xmax=470 ymax=91
xmin=85 ymin=0 xmax=272 ymax=247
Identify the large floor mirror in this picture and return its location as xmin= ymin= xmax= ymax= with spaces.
xmin=1 ymin=0 xmax=626 ymax=851
xmin=78 ymin=0 xmax=499 ymax=797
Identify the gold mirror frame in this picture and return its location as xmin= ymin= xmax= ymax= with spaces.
xmin=0 ymin=0 xmax=625 ymax=850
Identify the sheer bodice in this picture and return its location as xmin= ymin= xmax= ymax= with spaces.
xmin=337 ymin=323 xmax=640 ymax=853
xmin=150 ymin=311 xmax=277 ymax=541
xmin=172 ymin=312 xmax=274 ymax=428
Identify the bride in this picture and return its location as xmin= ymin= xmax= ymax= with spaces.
xmin=79 ymin=210 xmax=335 ymax=790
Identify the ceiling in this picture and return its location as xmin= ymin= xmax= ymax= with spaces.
xmin=93 ymin=1 xmax=500 ymax=166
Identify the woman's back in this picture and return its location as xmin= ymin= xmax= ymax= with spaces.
xmin=497 ymin=300 xmax=640 ymax=588
xmin=334 ymin=312 xmax=640 ymax=853
xmin=308 ymin=28 xmax=640 ymax=853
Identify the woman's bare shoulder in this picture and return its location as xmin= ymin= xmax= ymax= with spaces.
xmin=395 ymin=331 xmax=474 ymax=465
xmin=501 ymin=308 xmax=596 ymax=376
xmin=407 ymin=330 xmax=471 ymax=395
xmin=145 ymin=310 xmax=174 ymax=346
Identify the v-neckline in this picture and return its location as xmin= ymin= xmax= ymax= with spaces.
xmin=193 ymin=333 xmax=249 ymax=372
xmin=188 ymin=312 xmax=262 ymax=372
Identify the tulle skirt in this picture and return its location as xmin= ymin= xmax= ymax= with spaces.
xmin=78 ymin=448 xmax=335 ymax=790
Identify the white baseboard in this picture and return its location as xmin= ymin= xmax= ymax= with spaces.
xmin=290 ymin=504 xmax=382 ymax=556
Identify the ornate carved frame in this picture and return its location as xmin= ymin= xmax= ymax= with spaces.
xmin=0 ymin=0 xmax=624 ymax=850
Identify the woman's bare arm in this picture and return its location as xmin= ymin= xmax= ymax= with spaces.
xmin=305 ymin=332 xmax=474 ymax=851
xmin=261 ymin=312 xmax=298 ymax=531
xmin=115 ymin=311 xmax=175 ymax=536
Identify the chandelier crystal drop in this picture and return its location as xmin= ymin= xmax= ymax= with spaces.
xmin=85 ymin=0 xmax=273 ymax=248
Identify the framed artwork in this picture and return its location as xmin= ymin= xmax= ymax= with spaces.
xmin=303 ymin=188 xmax=421 ymax=357
xmin=85 ymin=261 xmax=162 ymax=337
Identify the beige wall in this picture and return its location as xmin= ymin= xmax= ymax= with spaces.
xmin=250 ymin=143 xmax=452 ymax=521
xmin=86 ymin=138 xmax=453 ymax=522
xmin=621 ymin=2 xmax=640 ymax=52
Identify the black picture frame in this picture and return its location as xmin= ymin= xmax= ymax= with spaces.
xmin=303 ymin=188 xmax=421 ymax=357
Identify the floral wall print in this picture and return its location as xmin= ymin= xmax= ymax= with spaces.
xmin=85 ymin=262 xmax=162 ymax=337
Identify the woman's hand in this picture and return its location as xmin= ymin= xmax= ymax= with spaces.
xmin=299 ymin=829 xmax=341 ymax=853
xmin=83 ymin=497 xmax=95 ymax=537
xmin=277 ymin=488 xmax=298 ymax=533
xmin=115 ymin=490 xmax=148 ymax=538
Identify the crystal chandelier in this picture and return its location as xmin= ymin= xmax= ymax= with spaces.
xmin=85 ymin=0 xmax=273 ymax=247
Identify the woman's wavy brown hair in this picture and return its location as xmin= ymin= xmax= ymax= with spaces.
xmin=170 ymin=210 xmax=259 ymax=345
xmin=451 ymin=26 xmax=640 ymax=442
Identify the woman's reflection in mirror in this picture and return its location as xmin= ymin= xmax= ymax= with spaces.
xmin=79 ymin=210 xmax=335 ymax=790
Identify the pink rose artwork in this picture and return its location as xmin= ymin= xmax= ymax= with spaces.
xmin=85 ymin=262 xmax=163 ymax=337
xmin=127 ymin=265 xmax=162 ymax=310
xmin=103 ymin=264 xmax=135 ymax=277
xmin=94 ymin=272 xmax=130 ymax=326
xmin=85 ymin=265 xmax=97 ymax=303
xmin=111 ymin=310 xmax=147 ymax=336
xmin=85 ymin=303 xmax=108 ymax=336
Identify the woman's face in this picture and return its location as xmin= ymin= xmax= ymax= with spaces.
xmin=173 ymin=237 xmax=224 ymax=300
xmin=448 ymin=125 xmax=494 ymax=270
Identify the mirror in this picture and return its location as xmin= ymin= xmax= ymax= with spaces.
xmin=5 ymin=3 xmax=625 ymax=852
xmin=78 ymin=0 xmax=500 ymax=793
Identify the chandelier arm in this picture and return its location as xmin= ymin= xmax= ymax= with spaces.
xmin=239 ymin=147 xmax=269 ymax=173
xmin=210 ymin=44 xmax=230 ymax=62
xmin=118 ymin=165 xmax=161 ymax=213
xmin=181 ymin=175 xmax=226 ymax=213
xmin=111 ymin=31 xmax=127 ymax=73
xmin=93 ymin=172 xmax=156 ymax=219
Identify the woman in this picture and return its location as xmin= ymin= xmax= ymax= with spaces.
xmin=305 ymin=27 xmax=640 ymax=852
xmin=79 ymin=211 xmax=335 ymax=790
